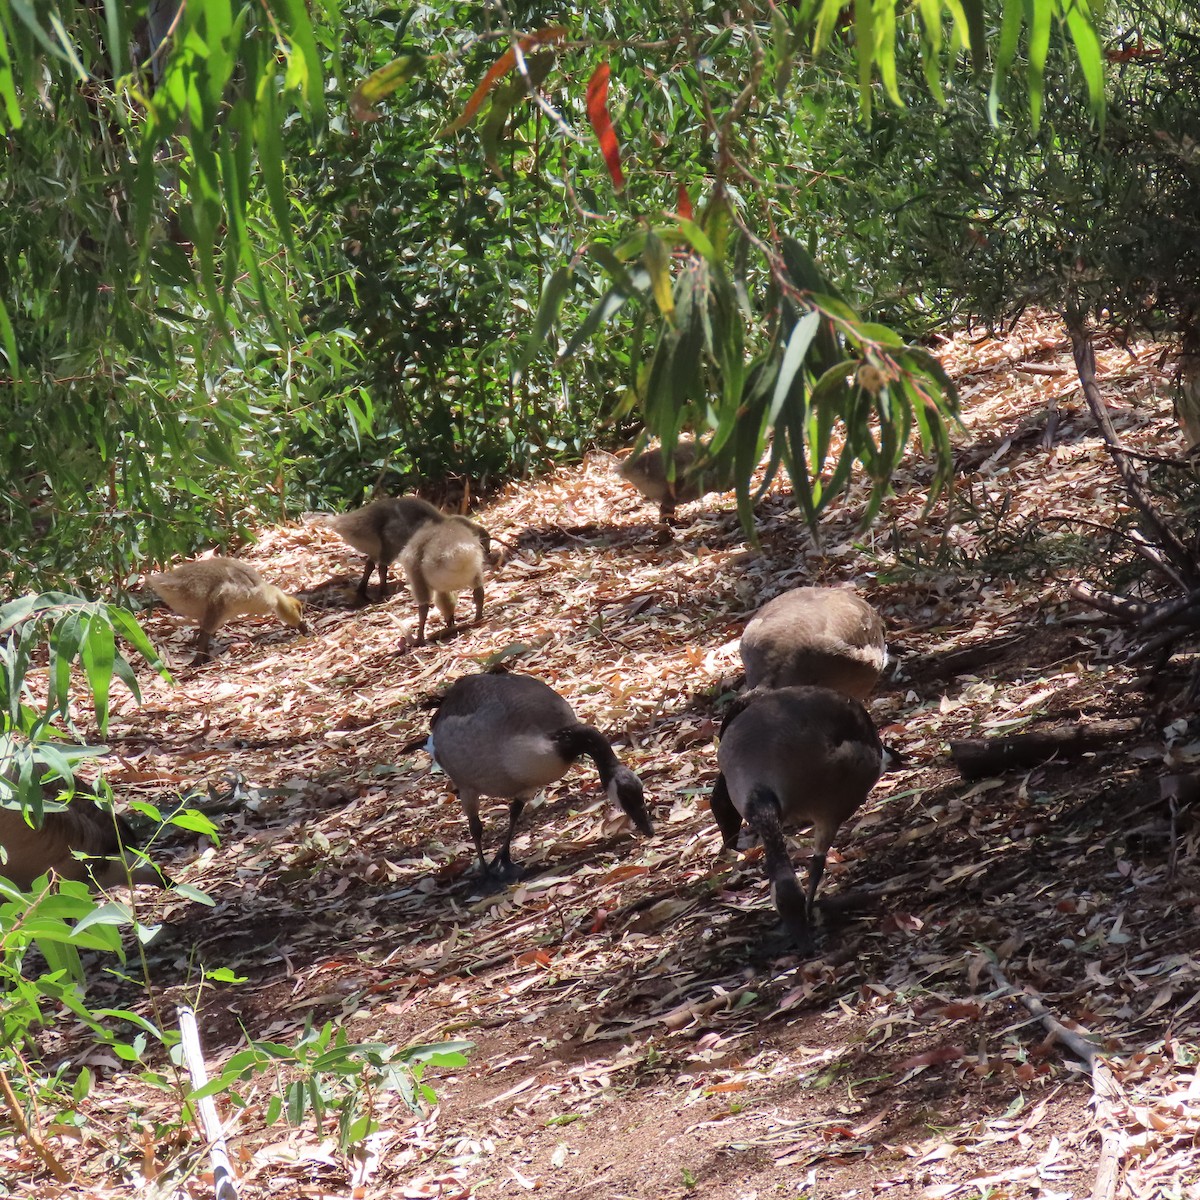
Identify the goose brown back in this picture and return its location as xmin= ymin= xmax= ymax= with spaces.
xmin=740 ymin=586 xmax=886 ymax=699
xmin=0 ymin=802 xmax=165 ymax=890
xmin=712 ymin=684 xmax=882 ymax=945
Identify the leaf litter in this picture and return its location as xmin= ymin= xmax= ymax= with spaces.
xmin=12 ymin=313 xmax=1200 ymax=1199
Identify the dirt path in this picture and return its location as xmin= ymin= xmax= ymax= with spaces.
xmin=14 ymin=316 xmax=1200 ymax=1199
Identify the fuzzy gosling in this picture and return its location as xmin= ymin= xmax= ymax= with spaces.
xmin=400 ymin=516 xmax=491 ymax=645
xmin=618 ymin=438 xmax=718 ymax=519
xmin=429 ymin=673 xmax=653 ymax=882
xmin=148 ymin=557 xmax=306 ymax=664
xmin=310 ymin=496 xmax=444 ymax=604
xmin=740 ymin=586 xmax=887 ymax=700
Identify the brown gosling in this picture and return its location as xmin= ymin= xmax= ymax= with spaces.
xmin=148 ymin=557 xmax=306 ymax=664
xmin=429 ymin=672 xmax=653 ymax=883
xmin=400 ymin=516 xmax=492 ymax=645
xmin=711 ymin=684 xmax=882 ymax=946
xmin=310 ymin=496 xmax=445 ymax=603
xmin=740 ymin=586 xmax=887 ymax=700
xmin=618 ymin=438 xmax=720 ymax=519
xmin=0 ymin=800 xmax=166 ymax=891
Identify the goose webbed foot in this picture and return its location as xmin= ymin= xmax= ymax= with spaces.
xmin=473 ymin=853 xmax=523 ymax=891
xmin=772 ymin=875 xmax=816 ymax=954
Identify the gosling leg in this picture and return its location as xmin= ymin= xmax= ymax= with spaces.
xmin=190 ymin=628 xmax=215 ymax=666
xmin=355 ymin=558 xmax=375 ymax=605
xmin=414 ymin=603 xmax=430 ymax=646
xmin=435 ymin=592 xmax=457 ymax=639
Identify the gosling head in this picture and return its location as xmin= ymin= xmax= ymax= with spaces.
xmin=274 ymin=591 xmax=308 ymax=632
xmin=609 ymin=765 xmax=653 ymax=837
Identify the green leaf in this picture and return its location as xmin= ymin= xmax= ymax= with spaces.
xmin=73 ymin=900 xmax=135 ymax=935
xmin=479 ymin=76 xmax=521 ymax=175
xmin=668 ymin=219 xmax=716 ymax=263
xmin=642 ymin=234 xmax=675 ymax=324
xmin=349 ymin=54 xmax=423 ymax=122
xmin=48 ymin=612 xmax=83 ymax=720
xmin=1026 ymin=0 xmax=1052 ymax=129
xmin=517 ymin=266 xmax=571 ymax=377
xmin=402 ymin=1040 xmax=475 ymax=1063
xmin=1064 ymin=5 xmax=1105 ymax=123
xmin=560 ymin=285 xmax=634 ymax=362
xmin=853 ymin=0 xmax=874 ymax=119
xmin=172 ymin=882 xmax=217 ymax=905
xmin=989 ymin=0 xmax=1025 ymax=124
xmin=769 ymin=311 xmax=821 ymax=428
xmin=168 ymin=809 xmax=220 ymax=837
xmin=100 ymin=0 xmax=127 ymax=79
xmin=78 ymin=615 xmax=115 ymax=734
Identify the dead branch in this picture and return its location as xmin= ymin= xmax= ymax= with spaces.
xmin=949 ymin=719 xmax=1144 ymax=779
xmin=1127 ymin=619 xmax=1200 ymax=661
xmin=1139 ymin=589 xmax=1200 ymax=633
xmin=986 ymin=961 xmax=1102 ymax=1064
xmin=1066 ymin=319 xmax=1199 ymax=587
xmin=1067 ymin=582 xmax=1153 ymax=621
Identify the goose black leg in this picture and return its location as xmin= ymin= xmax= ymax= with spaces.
xmin=709 ymin=773 xmax=743 ymax=849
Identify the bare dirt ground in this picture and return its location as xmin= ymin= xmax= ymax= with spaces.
xmin=8 ymin=314 xmax=1200 ymax=1200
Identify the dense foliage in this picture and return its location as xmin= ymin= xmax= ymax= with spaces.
xmin=0 ymin=0 xmax=1109 ymax=591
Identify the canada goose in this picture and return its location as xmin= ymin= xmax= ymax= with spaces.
xmin=311 ymin=496 xmax=444 ymax=603
xmin=148 ymin=557 xmax=307 ymax=664
xmin=0 ymin=801 xmax=166 ymax=891
xmin=740 ymin=587 xmax=887 ymax=700
xmin=618 ymin=438 xmax=721 ymax=519
xmin=400 ymin=515 xmax=492 ymax=645
xmin=428 ymin=673 xmax=653 ymax=882
xmin=712 ymin=685 xmax=882 ymax=944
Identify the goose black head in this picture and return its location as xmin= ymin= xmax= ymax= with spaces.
xmin=608 ymin=765 xmax=653 ymax=837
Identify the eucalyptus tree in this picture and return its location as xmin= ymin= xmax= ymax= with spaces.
xmin=0 ymin=0 xmax=1107 ymax=586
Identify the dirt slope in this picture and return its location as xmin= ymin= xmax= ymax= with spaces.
xmin=11 ymin=315 xmax=1200 ymax=1200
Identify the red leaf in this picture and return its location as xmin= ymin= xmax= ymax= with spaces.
xmin=444 ymin=28 xmax=567 ymax=135
xmin=586 ymin=62 xmax=625 ymax=190
xmin=676 ymin=184 xmax=693 ymax=221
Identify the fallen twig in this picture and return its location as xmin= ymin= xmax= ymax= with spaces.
xmin=1067 ymin=317 xmax=1198 ymax=588
xmin=0 ymin=1062 xmax=70 ymax=1182
xmin=985 ymin=961 xmax=1123 ymax=1200
xmin=177 ymin=1006 xmax=238 ymax=1200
